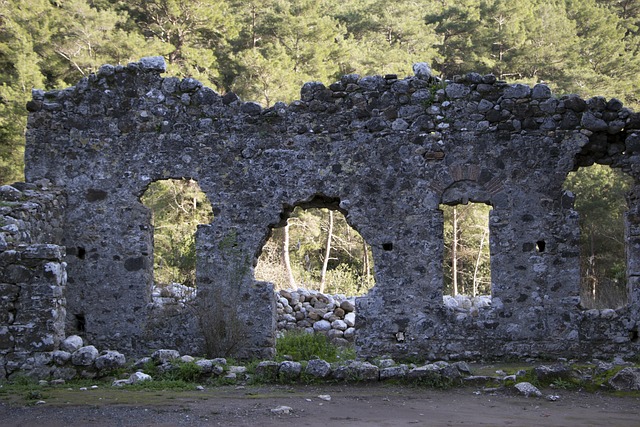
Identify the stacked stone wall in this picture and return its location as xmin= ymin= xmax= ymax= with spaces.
xmin=275 ymin=289 xmax=356 ymax=343
xmin=0 ymin=182 xmax=68 ymax=378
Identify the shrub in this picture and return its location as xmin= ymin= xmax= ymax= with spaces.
xmin=276 ymin=330 xmax=337 ymax=362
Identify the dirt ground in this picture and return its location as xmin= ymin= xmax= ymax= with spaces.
xmin=1 ymin=383 xmax=639 ymax=427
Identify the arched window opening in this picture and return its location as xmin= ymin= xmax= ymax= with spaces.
xmin=441 ymin=202 xmax=491 ymax=297
xmin=140 ymin=178 xmax=213 ymax=293
xmin=256 ymin=207 xmax=375 ymax=297
xmin=565 ymin=164 xmax=632 ymax=309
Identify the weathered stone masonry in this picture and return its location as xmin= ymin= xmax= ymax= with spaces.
xmin=0 ymin=183 xmax=67 ymax=378
xmin=9 ymin=56 xmax=640 ymax=366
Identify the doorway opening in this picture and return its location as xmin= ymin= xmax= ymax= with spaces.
xmin=441 ymin=202 xmax=492 ymax=297
xmin=564 ymin=164 xmax=632 ymax=309
xmin=140 ymin=178 xmax=213 ymax=297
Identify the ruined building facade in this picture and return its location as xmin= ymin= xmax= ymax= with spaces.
xmin=3 ymin=57 xmax=640 ymax=375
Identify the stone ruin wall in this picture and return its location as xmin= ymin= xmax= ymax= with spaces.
xmin=0 ymin=183 xmax=67 ymax=378
xmin=4 ymin=56 xmax=640 ymax=373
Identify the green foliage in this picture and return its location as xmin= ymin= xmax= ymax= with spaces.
xmin=333 ymin=0 xmax=439 ymax=77
xmin=427 ymin=0 xmax=640 ymax=107
xmin=413 ymin=374 xmax=457 ymax=389
xmin=275 ymin=330 xmax=338 ymax=362
xmin=324 ymin=264 xmax=361 ymax=296
xmin=551 ymin=378 xmax=580 ymax=390
xmin=426 ymin=0 xmax=483 ymax=77
xmin=3 ymin=0 xmax=640 ymax=184
xmin=0 ymin=375 xmax=49 ymax=402
xmin=141 ymin=359 xmax=159 ymax=377
xmin=121 ymin=0 xmax=235 ymax=90
xmin=138 ymin=360 xmax=203 ymax=383
xmin=172 ymin=361 xmax=203 ymax=382
xmin=565 ymin=164 xmax=633 ymax=308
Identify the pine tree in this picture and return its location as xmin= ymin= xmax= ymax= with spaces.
xmin=514 ymin=1 xmax=579 ymax=87
xmin=0 ymin=0 xmax=51 ymax=182
xmin=426 ymin=0 xmax=483 ymax=77
xmin=49 ymin=0 xmax=168 ymax=82
xmin=123 ymin=0 xmax=238 ymax=90
xmin=475 ymin=0 xmax=535 ymax=80
xmin=565 ymin=0 xmax=640 ymax=108
xmin=230 ymin=0 xmax=345 ymax=104
xmin=333 ymin=0 xmax=439 ymax=77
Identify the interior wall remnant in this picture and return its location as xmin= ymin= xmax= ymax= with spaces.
xmin=20 ymin=56 xmax=640 ymax=361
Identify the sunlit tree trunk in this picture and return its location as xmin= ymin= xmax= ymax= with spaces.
xmin=452 ymin=206 xmax=459 ymax=296
xmin=361 ymin=237 xmax=370 ymax=293
xmin=283 ymin=223 xmax=296 ymax=289
xmin=320 ymin=210 xmax=334 ymax=293
xmin=589 ymin=228 xmax=597 ymax=300
xmin=472 ymin=228 xmax=488 ymax=297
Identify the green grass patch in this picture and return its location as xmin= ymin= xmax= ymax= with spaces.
xmin=551 ymin=378 xmax=580 ymax=390
xmin=145 ymin=361 xmax=204 ymax=383
xmin=276 ymin=331 xmax=339 ymax=362
xmin=125 ymin=379 xmax=195 ymax=391
xmin=584 ymin=365 xmax=627 ymax=392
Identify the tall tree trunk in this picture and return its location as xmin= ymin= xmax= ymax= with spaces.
xmin=589 ymin=228 xmax=597 ymax=300
xmin=472 ymin=228 xmax=488 ymax=297
xmin=320 ymin=210 xmax=334 ymax=293
xmin=283 ymin=223 xmax=296 ymax=289
xmin=452 ymin=206 xmax=459 ymax=296
xmin=361 ymin=237 xmax=370 ymax=293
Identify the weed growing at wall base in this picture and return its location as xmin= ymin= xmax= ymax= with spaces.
xmin=276 ymin=331 xmax=339 ymax=362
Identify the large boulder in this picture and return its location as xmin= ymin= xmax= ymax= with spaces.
xmin=279 ymin=361 xmax=302 ymax=381
xmin=71 ymin=346 xmax=99 ymax=366
xmin=408 ymin=364 xmax=441 ymax=382
xmin=195 ymin=359 xmax=224 ymax=376
xmin=313 ymin=320 xmax=331 ymax=332
xmin=380 ymin=364 xmax=409 ymax=380
xmin=151 ymin=349 xmax=180 ymax=364
xmin=51 ymin=350 xmax=72 ymax=366
xmin=332 ymin=361 xmax=379 ymax=381
xmin=534 ymin=364 xmax=575 ymax=383
xmin=344 ymin=312 xmax=356 ymax=327
xmin=95 ymin=350 xmax=126 ymax=371
xmin=60 ymin=335 xmax=83 ymax=353
xmin=305 ymin=359 xmax=331 ymax=379
xmin=514 ymin=382 xmax=542 ymax=397
xmin=129 ymin=371 xmax=153 ymax=384
xmin=608 ymin=367 xmax=640 ymax=391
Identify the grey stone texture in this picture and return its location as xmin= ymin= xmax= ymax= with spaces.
xmin=331 ymin=360 xmax=379 ymax=381
xmin=275 ymin=289 xmax=356 ymax=341
xmin=608 ymin=367 xmax=640 ymax=391
xmin=71 ymin=345 xmax=99 ymax=366
xmin=305 ymin=358 xmax=332 ymax=378
xmin=94 ymin=350 xmax=126 ymax=371
xmin=515 ymin=382 xmax=543 ymax=397
xmin=151 ymin=349 xmax=180 ymax=364
xmin=61 ymin=335 xmax=84 ymax=353
xmin=278 ymin=360 xmax=302 ymax=381
xmin=0 ymin=57 xmax=637 ymax=369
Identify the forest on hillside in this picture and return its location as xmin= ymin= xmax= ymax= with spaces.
xmin=1 ymin=0 xmax=638 ymax=306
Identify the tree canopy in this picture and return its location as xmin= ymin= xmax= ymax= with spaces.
xmin=2 ymin=0 xmax=640 ymax=182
